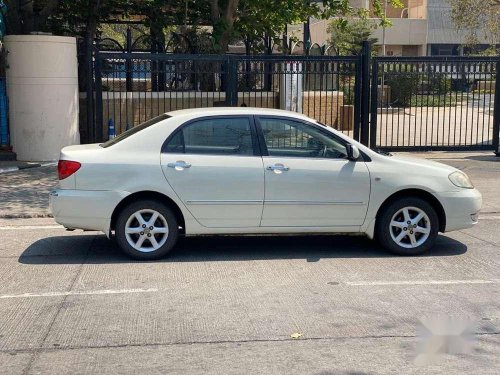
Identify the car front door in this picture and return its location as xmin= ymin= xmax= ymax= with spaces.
xmin=257 ymin=116 xmax=370 ymax=228
xmin=161 ymin=116 xmax=264 ymax=228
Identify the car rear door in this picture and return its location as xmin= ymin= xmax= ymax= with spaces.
xmin=160 ymin=115 xmax=264 ymax=228
xmin=256 ymin=116 xmax=370 ymax=228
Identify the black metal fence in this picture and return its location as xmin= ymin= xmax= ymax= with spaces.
xmin=91 ymin=52 xmax=364 ymax=143
xmin=370 ymin=56 xmax=500 ymax=151
xmin=86 ymin=46 xmax=500 ymax=152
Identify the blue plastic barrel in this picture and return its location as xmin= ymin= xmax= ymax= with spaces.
xmin=0 ymin=78 xmax=8 ymax=146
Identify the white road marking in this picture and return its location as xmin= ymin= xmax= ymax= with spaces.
xmin=0 ymin=225 xmax=64 ymax=230
xmin=3 ymin=280 xmax=498 ymax=300
xmin=346 ymin=279 xmax=500 ymax=286
xmin=0 ymin=288 xmax=158 ymax=299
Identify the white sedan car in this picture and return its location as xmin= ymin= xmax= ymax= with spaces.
xmin=50 ymin=108 xmax=481 ymax=259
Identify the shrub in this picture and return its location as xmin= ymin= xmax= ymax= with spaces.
xmin=384 ymin=71 xmax=420 ymax=107
xmin=341 ymin=84 xmax=356 ymax=105
xmin=427 ymin=75 xmax=452 ymax=94
xmin=238 ymin=71 xmax=261 ymax=91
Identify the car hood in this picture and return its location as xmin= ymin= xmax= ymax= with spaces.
xmin=385 ymin=154 xmax=458 ymax=174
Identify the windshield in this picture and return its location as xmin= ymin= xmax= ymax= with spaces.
xmin=100 ymin=114 xmax=171 ymax=148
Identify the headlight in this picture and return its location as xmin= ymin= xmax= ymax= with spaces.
xmin=448 ymin=171 xmax=474 ymax=189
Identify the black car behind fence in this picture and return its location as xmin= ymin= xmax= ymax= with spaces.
xmin=84 ymin=43 xmax=500 ymax=153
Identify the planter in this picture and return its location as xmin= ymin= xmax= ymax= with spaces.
xmin=302 ymin=91 xmax=343 ymax=128
xmin=476 ymin=80 xmax=495 ymax=93
xmin=377 ymin=84 xmax=391 ymax=106
xmin=5 ymin=35 xmax=80 ymax=161
xmin=339 ymin=104 xmax=354 ymax=132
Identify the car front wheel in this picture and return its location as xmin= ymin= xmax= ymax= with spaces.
xmin=115 ymin=200 xmax=179 ymax=260
xmin=376 ymin=197 xmax=439 ymax=255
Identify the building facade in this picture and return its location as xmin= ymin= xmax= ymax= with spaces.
xmin=288 ymin=0 xmax=497 ymax=56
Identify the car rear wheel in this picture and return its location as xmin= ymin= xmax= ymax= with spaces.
xmin=115 ymin=200 xmax=178 ymax=260
xmin=376 ymin=197 xmax=439 ymax=255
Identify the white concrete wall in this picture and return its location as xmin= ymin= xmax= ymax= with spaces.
xmin=5 ymin=35 xmax=80 ymax=161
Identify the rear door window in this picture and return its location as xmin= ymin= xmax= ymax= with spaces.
xmin=164 ymin=117 xmax=256 ymax=156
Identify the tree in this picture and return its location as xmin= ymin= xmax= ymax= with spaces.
xmin=192 ymin=0 xmax=403 ymax=53
xmin=448 ymin=0 xmax=500 ymax=50
xmin=6 ymin=0 xmax=404 ymax=54
xmin=328 ymin=18 xmax=378 ymax=55
xmin=45 ymin=1 xmax=134 ymax=91
xmin=5 ymin=0 xmax=60 ymax=34
xmin=48 ymin=1 xmax=134 ymax=37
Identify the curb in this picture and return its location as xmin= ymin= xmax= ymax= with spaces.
xmin=0 ymin=162 xmax=56 ymax=174
xmin=0 ymin=213 xmax=53 ymax=219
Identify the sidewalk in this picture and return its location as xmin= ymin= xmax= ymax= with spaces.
xmin=0 ymin=151 xmax=498 ymax=219
xmin=0 ymin=165 xmax=58 ymax=218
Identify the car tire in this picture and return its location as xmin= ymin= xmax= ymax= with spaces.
xmin=376 ymin=197 xmax=439 ymax=255
xmin=115 ymin=200 xmax=179 ymax=260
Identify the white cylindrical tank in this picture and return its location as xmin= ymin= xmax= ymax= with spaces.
xmin=5 ymin=35 xmax=80 ymax=161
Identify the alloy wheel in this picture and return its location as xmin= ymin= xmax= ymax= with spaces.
xmin=389 ymin=206 xmax=431 ymax=249
xmin=124 ymin=209 xmax=169 ymax=253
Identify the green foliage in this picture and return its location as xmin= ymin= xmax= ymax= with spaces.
xmin=384 ymin=69 xmax=420 ymax=107
xmin=238 ymin=71 xmax=260 ymax=91
xmin=340 ymin=82 xmax=356 ymax=105
xmin=448 ymin=0 xmax=500 ymax=48
xmin=47 ymin=0 xmax=134 ymax=37
xmin=427 ymin=75 xmax=452 ymax=94
xmin=472 ymin=89 xmax=495 ymax=94
xmin=328 ymin=18 xmax=377 ymax=55
xmin=5 ymin=0 xmax=60 ymax=34
xmin=7 ymin=0 xmax=405 ymax=54
xmin=409 ymin=94 xmax=461 ymax=107
xmin=467 ymin=45 xmax=500 ymax=56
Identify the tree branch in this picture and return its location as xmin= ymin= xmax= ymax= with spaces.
xmin=39 ymin=0 xmax=61 ymax=19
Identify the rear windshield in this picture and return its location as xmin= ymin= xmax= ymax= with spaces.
xmin=100 ymin=114 xmax=171 ymax=148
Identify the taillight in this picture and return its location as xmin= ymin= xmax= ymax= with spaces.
xmin=58 ymin=160 xmax=81 ymax=180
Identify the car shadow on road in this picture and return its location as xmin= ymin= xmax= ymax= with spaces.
xmin=18 ymin=233 xmax=468 ymax=265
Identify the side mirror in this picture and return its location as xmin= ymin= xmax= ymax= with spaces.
xmin=346 ymin=144 xmax=360 ymax=161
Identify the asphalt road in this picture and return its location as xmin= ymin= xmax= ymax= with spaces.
xmin=0 ymin=152 xmax=499 ymax=374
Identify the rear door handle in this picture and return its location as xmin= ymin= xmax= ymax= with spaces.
xmin=266 ymin=163 xmax=290 ymax=173
xmin=167 ymin=161 xmax=191 ymax=170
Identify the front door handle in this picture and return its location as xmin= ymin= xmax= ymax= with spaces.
xmin=266 ymin=163 xmax=290 ymax=173
xmin=167 ymin=161 xmax=191 ymax=170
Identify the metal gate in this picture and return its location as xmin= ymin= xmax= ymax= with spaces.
xmin=369 ymin=56 xmax=500 ymax=151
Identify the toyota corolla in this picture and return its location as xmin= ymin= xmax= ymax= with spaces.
xmin=49 ymin=108 xmax=481 ymax=259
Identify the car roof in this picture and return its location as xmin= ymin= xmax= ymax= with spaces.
xmin=165 ymin=107 xmax=312 ymax=121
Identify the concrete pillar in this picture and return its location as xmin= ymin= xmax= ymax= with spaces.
xmin=5 ymin=35 xmax=80 ymax=161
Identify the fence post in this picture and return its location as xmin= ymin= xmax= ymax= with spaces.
xmin=360 ymin=41 xmax=371 ymax=146
xmin=369 ymin=58 xmax=379 ymax=149
xmin=84 ymin=34 xmax=95 ymax=144
xmin=94 ymin=50 xmax=104 ymax=143
xmin=493 ymin=60 xmax=500 ymax=156
xmin=225 ymin=55 xmax=238 ymax=106
xmin=353 ymin=56 xmax=362 ymax=142
xmin=125 ymin=27 xmax=133 ymax=92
